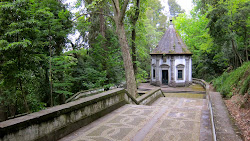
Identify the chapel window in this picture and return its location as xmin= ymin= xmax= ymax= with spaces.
xmin=178 ymin=70 xmax=183 ymax=80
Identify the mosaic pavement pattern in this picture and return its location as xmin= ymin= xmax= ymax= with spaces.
xmin=73 ymin=97 xmax=205 ymax=141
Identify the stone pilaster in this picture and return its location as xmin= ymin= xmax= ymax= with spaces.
xmin=155 ymin=56 xmax=161 ymax=86
xmin=185 ymin=56 xmax=189 ymax=86
xmin=169 ymin=56 xmax=176 ymax=87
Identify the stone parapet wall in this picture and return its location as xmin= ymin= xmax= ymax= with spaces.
xmin=192 ymin=78 xmax=217 ymax=141
xmin=0 ymin=88 xmax=127 ymax=141
xmin=192 ymin=78 xmax=207 ymax=89
xmin=136 ymin=88 xmax=165 ymax=105
xmin=0 ymin=88 xmax=164 ymax=141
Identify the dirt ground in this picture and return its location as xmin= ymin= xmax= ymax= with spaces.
xmin=210 ymin=84 xmax=249 ymax=141
xmin=224 ymin=94 xmax=250 ymax=141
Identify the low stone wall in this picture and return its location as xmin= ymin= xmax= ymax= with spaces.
xmin=192 ymin=78 xmax=217 ymax=141
xmin=0 ymin=88 xmax=165 ymax=141
xmin=0 ymin=88 xmax=128 ymax=141
xmin=192 ymin=78 xmax=207 ymax=90
xmin=65 ymin=87 xmax=105 ymax=103
xmin=136 ymin=88 xmax=165 ymax=105
xmin=66 ymin=82 xmax=126 ymax=103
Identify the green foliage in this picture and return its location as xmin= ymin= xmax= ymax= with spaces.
xmin=174 ymin=0 xmax=249 ymax=81
xmin=206 ymin=0 xmax=249 ymax=67
xmin=168 ymin=0 xmax=185 ymax=17
xmin=2 ymin=0 xmax=247 ymax=120
xmin=240 ymin=75 xmax=250 ymax=95
xmin=0 ymin=0 xmax=72 ymax=116
xmin=213 ymin=62 xmax=250 ymax=97
xmin=52 ymin=54 xmax=77 ymax=98
xmin=136 ymin=67 xmax=148 ymax=83
xmin=133 ymin=0 xmax=166 ymax=79
xmin=174 ymin=13 xmax=224 ymax=80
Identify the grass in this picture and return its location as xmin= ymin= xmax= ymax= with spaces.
xmin=212 ymin=62 xmax=250 ymax=98
xmin=164 ymin=93 xmax=205 ymax=99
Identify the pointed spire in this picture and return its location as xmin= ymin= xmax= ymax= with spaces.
xmin=150 ymin=18 xmax=192 ymax=55
xmin=169 ymin=17 xmax=173 ymax=25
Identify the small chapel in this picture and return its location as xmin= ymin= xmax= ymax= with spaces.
xmin=150 ymin=20 xmax=192 ymax=87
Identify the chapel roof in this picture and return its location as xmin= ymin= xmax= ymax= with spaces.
xmin=150 ymin=20 xmax=192 ymax=55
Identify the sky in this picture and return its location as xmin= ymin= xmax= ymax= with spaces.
xmin=160 ymin=0 xmax=194 ymax=16
xmin=64 ymin=0 xmax=194 ymax=15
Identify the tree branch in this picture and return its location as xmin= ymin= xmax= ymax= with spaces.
xmin=111 ymin=0 xmax=119 ymax=16
xmin=73 ymin=12 xmax=114 ymax=22
xmin=119 ymin=0 xmax=129 ymax=23
xmin=131 ymin=0 xmax=140 ymax=23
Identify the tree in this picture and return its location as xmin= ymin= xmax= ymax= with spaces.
xmin=74 ymin=0 xmax=125 ymax=92
xmin=51 ymin=53 xmax=77 ymax=104
xmin=206 ymin=0 xmax=249 ymax=68
xmin=168 ymin=0 xmax=185 ymax=17
xmin=174 ymin=0 xmax=249 ymax=81
xmin=0 ymin=0 xmax=72 ymax=116
xmin=129 ymin=0 xmax=140 ymax=74
xmin=110 ymin=0 xmax=137 ymax=97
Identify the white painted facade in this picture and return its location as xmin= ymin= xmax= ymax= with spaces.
xmin=151 ymin=55 xmax=192 ymax=87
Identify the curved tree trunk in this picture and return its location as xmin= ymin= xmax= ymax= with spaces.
xmin=117 ymin=23 xmax=137 ymax=97
xmin=111 ymin=0 xmax=137 ymax=97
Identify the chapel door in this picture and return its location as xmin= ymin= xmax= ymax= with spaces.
xmin=162 ymin=70 xmax=168 ymax=85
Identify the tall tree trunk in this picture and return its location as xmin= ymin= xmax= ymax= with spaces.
xmin=231 ymin=39 xmax=243 ymax=67
xmin=131 ymin=29 xmax=137 ymax=74
xmin=18 ymin=46 xmax=30 ymax=113
xmin=117 ymin=23 xmax=137 ymax=97
xmin=0 ymin=101 xmax=7 ymax=121
xmin=131 ymin=0 xmax=140 ymax=74
xmin=19 ymin=78 xmax=30 ymax=113
xmin=49 ymin=41 xmax=53 ymax=107
xmin=99 ymin=8 xmax=105 ymax=38
xmin=111 ymin=0 xmax=137 ymax=97
xmin=59 ymin=94 xmax=65 ymax=104
xmin=244 ymin=29 xmax=248 ymax=62
xmin=99 ymin=7 xmax=110 ymax=87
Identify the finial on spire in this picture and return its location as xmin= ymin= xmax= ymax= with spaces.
xmin=170 ymin=17 xmax=173 ymax=25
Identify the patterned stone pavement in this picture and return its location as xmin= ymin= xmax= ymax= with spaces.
xmin=143 ymin=98 xmax=203 ymax=141
xmin=61 ymin=96 xmax=206 ymax=141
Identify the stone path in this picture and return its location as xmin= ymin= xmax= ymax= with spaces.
xmin=60 ymin=96 xmax=211 ymax=141
xmin=210 ymin=92 xmax=242 ymax=141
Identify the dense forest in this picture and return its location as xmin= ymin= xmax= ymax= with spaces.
xmin=0 ymin=0 xmax=249 ymax=120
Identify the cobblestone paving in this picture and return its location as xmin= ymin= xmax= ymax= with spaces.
xmin=72 ymin=97 xmax=205 ymax=141
xmin=144 ymin=98 xmax=203 ymax=141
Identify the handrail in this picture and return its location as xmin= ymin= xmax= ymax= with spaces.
xmin=192 ymin=78 xmax=217 ymax=141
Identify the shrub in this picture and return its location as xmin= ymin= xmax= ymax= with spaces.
xmin=212 ymin=62 xmax=250 ymax=98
